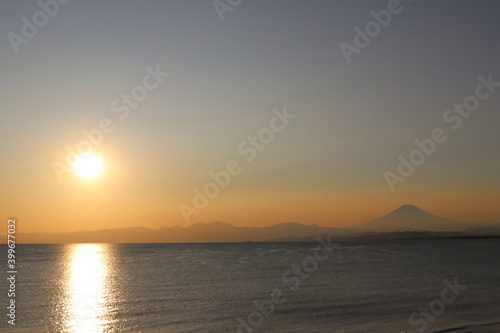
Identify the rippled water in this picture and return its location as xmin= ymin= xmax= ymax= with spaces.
xmin=1 ymin=239 xmax=499 ymax=332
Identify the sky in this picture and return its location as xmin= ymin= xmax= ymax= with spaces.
xmin=1 ymin=0 xmax=499 ymax=233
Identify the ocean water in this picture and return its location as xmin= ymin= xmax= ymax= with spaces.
xmin=1 ymin=239 xmax=499 ymax=333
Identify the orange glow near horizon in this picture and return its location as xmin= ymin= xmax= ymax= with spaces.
xmin=12 ymin=181 xmax=500 ymax=235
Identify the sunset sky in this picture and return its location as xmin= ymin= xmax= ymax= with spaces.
xmin=1 ymin=1 xmax=499 ymax=233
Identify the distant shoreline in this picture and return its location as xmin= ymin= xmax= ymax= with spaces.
xmin=3 ymin=235 xmax=499 ymax=245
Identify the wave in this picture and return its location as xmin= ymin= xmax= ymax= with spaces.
xmin=433 ymin=321 xmax=500 ymax=333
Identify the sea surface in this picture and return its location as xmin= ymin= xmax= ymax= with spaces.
xmin=1 ymin=239 xmax=499 ymax=333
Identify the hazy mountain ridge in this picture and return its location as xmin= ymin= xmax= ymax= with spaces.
xmin=11 ymin=205 xmax=500 ymax=243
xmin=15 ymin=222 xmax=357 ymax=244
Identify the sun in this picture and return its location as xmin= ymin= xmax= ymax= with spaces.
xmin=72 ymin=153 xmax=105 ymax=180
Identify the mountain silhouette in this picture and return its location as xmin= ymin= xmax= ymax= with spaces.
xmin=17 ymin=222 xmax=356 ymax=244
xmin=13 ymin=205 xmax=498 ymax=243
xmin=356 ymin=204 xmax=485 ymax=232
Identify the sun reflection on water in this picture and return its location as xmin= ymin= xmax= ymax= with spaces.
xmin=66 ymin=244 xmax=110 ymax=333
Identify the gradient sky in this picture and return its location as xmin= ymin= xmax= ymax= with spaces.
xmin=1 ymin=0 xmax=499 ymax=233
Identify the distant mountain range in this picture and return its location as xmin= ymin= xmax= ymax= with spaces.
xmin=12 ymin=205 xmax=500 ymax=244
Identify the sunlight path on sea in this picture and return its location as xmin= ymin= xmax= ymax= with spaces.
xmin=64 ymin=244 xmax=110 ymax=333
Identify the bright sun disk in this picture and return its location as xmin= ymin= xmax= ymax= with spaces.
xmin=73 ymin=153 xmax=105 ymax=180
